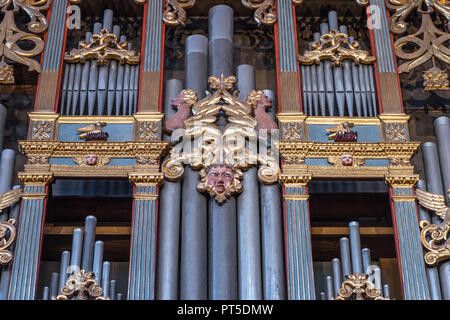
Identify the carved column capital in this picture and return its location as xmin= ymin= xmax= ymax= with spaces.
xmin=17 ymin=172 xmax=54 ymax=186
xmin=128 ymin=172 xmax=164 ymax=186
xmin=279 ymin=173 xmax=312 ymax=186
xmin=385 ymin=174 xmax=419 ymax=188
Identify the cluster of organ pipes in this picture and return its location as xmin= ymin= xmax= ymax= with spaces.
xmin=60 ymin=9 xmax=140 ymax=116
xmin=318 ymin=221 xmax=391 ymax=300
xmin=300 ymin=11 xmax=378 ymax=117
xmin=0 ymin=104 xmax=20 ymax=300
xmin=40 ymin=216 xmax=123 ymax=300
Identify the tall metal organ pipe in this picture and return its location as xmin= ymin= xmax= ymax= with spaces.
xmin=179 ymin=34 xmax=209 ymax=300
xmin=236 ymin=64 xmax=263 ymax=300
xmin=156 ymin=79 xmax=183 ymax=300
xmin=207 ymin=5 xmax=237 ymax=300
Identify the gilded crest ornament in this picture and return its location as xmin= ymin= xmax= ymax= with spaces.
xmin=56 ymin=270 xmax=108 ymax=300
xmin=163 ymin=0 xmax=196 ymax=27
xmin=162 ymin=74 xmax=280 ymax=203
xmin=298 ymin=30 xmax=376 ymax=66
xmin=325 ymin=122 xmax=358 ymax=142
xmin=423 ymin=66 xmax=449 ymax=91
xmin=77 ymin=122 xmax=108 ymax=141
xmin=416 ymin=188 xmax=450 ymax=266
xmin=334 ymin=273 xmax=388 ymax=300
xmin=0 ymin=0 xmax=49 ymax=85
xmin=64 ymin=29 xmax=140 ymax=65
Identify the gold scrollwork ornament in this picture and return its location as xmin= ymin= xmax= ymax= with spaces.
xmin=334 ymin=273 xmax=388 ymax=300
xmin=0 ymin=219 xmax=16 ymax=265
xmin=56 ymin=270 xmax=108 ymax=300
xmin=242 ymin=0 xmax=277 ymax=26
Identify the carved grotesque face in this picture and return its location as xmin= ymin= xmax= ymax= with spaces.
xmin=341 ymin=154 xmax=353 ymax=166
xmin=86 ymin=154 xmax=98 ymax=166
xmin=206 ymin=165 xmax=235 ymax=194
xmin=171 ymin=92 xmax=186 ymax=108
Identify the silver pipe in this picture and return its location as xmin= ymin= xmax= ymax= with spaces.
xmin=304 ymin=64 xmax=313 ymax=115
xmin=313 ymin=33 xmax=326 ymax=116
xmin=340 ymin=237 xmax=352 ymax=278
xmin=362 ymin=248 xmax=371 ymax=273
xmin=366 ymin=265 xmax=382 ymax=290
xmin=58 ymin=251 xmax=70 ymax=292
xmin=87 ymin=23 xmax=102 ymax=115
xmin=340 ymin=26 xmax=354 ymax=117
xmin=309 ymin=43 xmax=319 ymax=115
xmin=156 ymin=79 xmax=183 ymax=300
xmin=106 ymin=25 xmax=121 ymax=116
xmin=349 ymin=36 xmax=362 ymax=117
xmin=81 ymin=215 xmax=97 ymax=272
xmin=332 ymin=258 xmax=342 ymax=297
xmin=117 ymin=293 xmax=123 ymax=300
xmin=72 ymin=57 xmax=83 ymax=115
xmin=328 ymin=11 xmax=338 ymax=31
xmin=236 ymin=64 xmax=262 ymax=300
xmin=122 ymin=52 xmax=131 ymax=115
xmin=128 ymin=56 xmax=136 ymax=115
xmin=383 ymin=284 xmax=390 ymax=298
xmin=185 ymin=35 xmax=208 ymax=100
xmin=102 ymin=261 xmax=111 ymax=298
xmin=320 ymin=292 xmax=327 ymax=300
xmin=49 ymin=272 xmax=59 ymax=299
xmin=42 ymin=287 xmax=49 ymax=300
xmin=328 ymin=11 xmax=344 ymax=116
xmin=133 ymin=62 xmax=139 ymax=114
xmin=110 ymin=280 xmax=116 ymax=300
xmin=358 ymin=64 xmax=368 ymax=117
xmin=69 ymin=228 xmax=83 ymax=273
xmin=115 ymin=35 xmax=127 ymax=115
xmin=0 ymin=149 xmax=16 ymax=223
xmin=434 ymin=117 xmax=450 ymax=202
xmin=93 ymin=241 xmax=104 ymax=284
xmin=66 ymin=64 xmax=76 ymax=115
xmin=300 ymin=65 xmax=309 ymax=114
xmin=60 ymin=64 xmax=69 ymax=114
xmin=79 ymin=32 xmax=92 ymax=115
xmin=260 ymin=184 xmax=286 ymax=299
xmin=208 ymin=199 xmax=238 ymax=300
xmin=102 ymin=9 xmax=113 ymax=32
xmin=325 ymin=276 xmax=334 ymax=300
xmin=320 ymin=23 xmax=335 ymax=116
xmin=349 ymin=221 xmax=363 ymax=273
xmin=367 ymin=65 xmax=378 ymax=116
xmin=363 ymin=65 xmax=374 ymax=117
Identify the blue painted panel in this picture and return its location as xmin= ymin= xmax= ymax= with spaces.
xmin=305 ymin=158 xmax=331 ymax=166
xmin=57 ymin=123 xmax=133 ymax=142
xmin=308 ymin=124 xmax=380 ymax=142
xmin=107 ymin=158 xmax=137 ymax=166
xmin=362 ymin=159 xmax=390 ymax=167
xmin=49 ymin=158 xmax=77 ymax=165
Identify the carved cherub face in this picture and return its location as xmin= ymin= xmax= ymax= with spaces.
xmin=197 ymin=164 xmax=243 ymax=204
xmin=341 ymin=154 xmax=353 ymax=166
xmin=206 ymin=165 xmax=235 ymax=194
xmin=86 ymin=154 xmax=98 ymax=166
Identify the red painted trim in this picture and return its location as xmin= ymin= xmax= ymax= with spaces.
xmin=54 ymin=1 xmax=71 ymax=112
xmin=137 ymin=1 xmax=148 ymax=113
xmin=366 ymin=7 xmax=383 ymax=114
xmin=290 ymin=2 xmax=302 ymax=113
xmin=388 ymin=187 xmax=406 ymax=300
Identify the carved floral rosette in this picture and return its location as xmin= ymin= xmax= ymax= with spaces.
xmin=162 ymin=74 xmax=280 ymax=202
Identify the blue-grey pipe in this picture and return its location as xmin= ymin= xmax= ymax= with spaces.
xmin=87 ymin=23 xmax=102 ymax=115
xmin=358 ymin=64 xmax=368 ymax=117
xmin=72 ymin=59 xmax=82 ymax=115
xmin=58 ymin=251 xmax=70 ymax=292
xmin=383 ymin=284 xmax=390 ymax=298
xmin=320 ymin=292 xmax=327 ymax=300
xmin=328 ymin=11 xmax=338 ymax=31
xmin=313 ymin=33 xmax=326 ymax=116
xmin=349 ymin=37 xmax=362 ymax=117
xmin=320 ymin=23 xmax=335 ymax=116
xmin=122 ymin=56 xmax=131 ymax=115
xmin=363 ymin=65 xmax=374 ymax=117
xmin=93 ymin=241 xmax=104 ymax=284
xmin=117 ymin=293 xmax=123 ymax=300
xmin=332 ymin=258 xmax=342 ymax=297
xmin=0 ymin=149 xmax=15 ymax=195
xmin=208 ymin=198 xmax=238 ymax=300
xmin=156 ymin=79 xmax=183 ymax=300
xmin=81 ymin=215 xmax=97 ymax=272
xmin=115 ymin=35 xmax=127 ymax=115
xmin=66 ymin=64 xmax=76 ymax=115
xmin=260 ymin=183 xmax=286 ymax=299
xmin=128 ymin=61 xmax=136 ymax=115
xmin=69 ymin=228 xmax=83 ymax=273
xmin=367 ymin=66 xmax=378 ymax=116
xmin=110 ymin=280 xmax=116 ymax=300
xmin=349 ymin=221 xmax=363 ymax=273
xmin=325 ymin=276 xmax=334 ymax=300
xmin=106 ymin=25 xmax=121 ymax=116
xmin=339 ymin=237 xmax=352 ymax=278
xmin=300 ymin=65 xmax=309 ymax=113
xmin=50 ymin=272 xmax=59 ymax=299
xmin=42 ymin=287 xmax=49 ymax=300
xmin=362 ymin=248 xmax=371 ymax=273
xmin=422 ymin=142 xmax=445 ymax=225
xmin=79 ymin=32 xmax=92 ymax=115
xmin=186 ymin=35 xmax=208 ymax=98
xmin=60 ymin=65 xmax=69 ymax=114
xmin=434 ymin=117 xmax=450 ymax=201
xmin=102 ymin=261 xmax=111 ymax=298
xmin=133 ymin=63 xmax=139 ymax=114
xmin=208 ymin=5 xmax=234 ymax=77
xmin=339 ymin=26 xmax=354 ymax=117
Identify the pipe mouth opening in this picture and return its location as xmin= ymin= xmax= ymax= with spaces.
xmin=434 ymin=116 xmax=450 ymax=127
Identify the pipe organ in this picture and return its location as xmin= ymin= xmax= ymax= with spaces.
xmin=0 ymin=0 xmax=447 ymax=301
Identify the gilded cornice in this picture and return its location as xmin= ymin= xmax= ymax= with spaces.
xmin=128 ymin=173 xmax=164 ymax=186
xmin=385 ymin=175 xmax=420 ymax=188
xmin=279 ymin=173 xmax=312 ymax=186
xmin=18 ymin=173 xmax=54 ymax=186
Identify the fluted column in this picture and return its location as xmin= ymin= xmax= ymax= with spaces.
xmin=128 ymin=173 xmax=163 ymax=300
xmin=280 ymin=174 xmax=315 ymax=300
xmin=8 ymin=173 xmax=53 ymax=300
xmin=386 ymin=175 xmax=431 ymax=300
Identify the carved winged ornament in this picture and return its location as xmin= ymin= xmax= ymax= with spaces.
xmin=0 ymin=0 xmax=49 ymax=85
xmin=56 ymin=270 xmax=109 ymax=300
xmin=416 ymin=188 xmax=450 ymax=266
xmin=162 ymin=74 xmax=280 ymax=204
xmin=334 ymin=273 xmax=388 ymax=300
